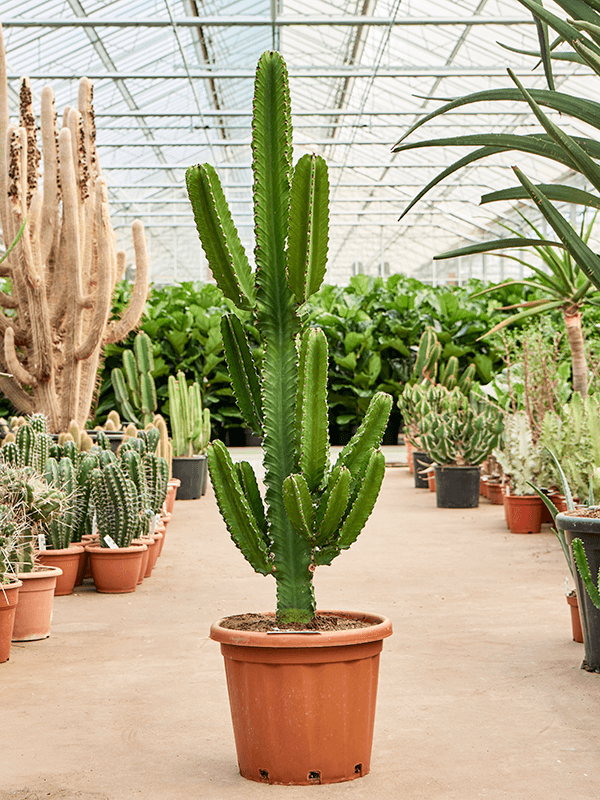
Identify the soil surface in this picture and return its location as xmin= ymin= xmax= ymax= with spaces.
xmin=218 ymin=612 xmax=373 ymax=632
xmin=562 ymin=506 xmax=600 ymax=518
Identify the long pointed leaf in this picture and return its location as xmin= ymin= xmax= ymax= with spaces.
xmin=480 ymin=300 xmax=565 ymax=338
xmin=481 ymin=184 xmax=600 ymax=209
xmin=513 ymin=168 xmax=600 ymax=291
xmin=572 ymin=538 xmax=600 ymax=608
xmin=434 ymin=237 xmax=565 ymax=260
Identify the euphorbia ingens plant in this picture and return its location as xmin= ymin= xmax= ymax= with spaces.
xmin=186 ymin=51 xmax=391 ymax=624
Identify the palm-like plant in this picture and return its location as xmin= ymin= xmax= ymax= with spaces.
xmin=186 ymin=52 xmax=391 ymax=625
xmin=392 ymin=0 xmax=600 ymax=396
xmin=436 ymin=208 xmax=599 ymax=396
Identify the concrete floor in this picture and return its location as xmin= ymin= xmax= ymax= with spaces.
xmin=2 ymin=447 xmax=599 ymax=799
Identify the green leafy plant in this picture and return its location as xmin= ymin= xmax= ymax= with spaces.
xmin=186 ymin=51 xmax=392 ymax=624
xmin=392 ymin=0 xmax=600 ymax=395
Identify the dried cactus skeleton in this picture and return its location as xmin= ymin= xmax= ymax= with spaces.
xmin=0 ymin=23 xmax=149 ymax=432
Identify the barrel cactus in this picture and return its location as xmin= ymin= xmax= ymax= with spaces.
xmin=186 ymin=51 xmax=391 ymax=624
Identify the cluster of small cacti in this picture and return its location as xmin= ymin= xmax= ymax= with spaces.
xmin=168 ymin=371 xmax=211 ymax=457
xmin=400 ymin=327 xmax=477 ymax=447
xmin=418 ymin=387 xmax=504 ymax=467
xmin=186 ymin=52 xmax=391 ymax=624
xmin=111 ymin=332 xmax=158 ymax=427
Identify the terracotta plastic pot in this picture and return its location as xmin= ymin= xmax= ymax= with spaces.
xmin=147 ymin=532 xmax=162 ymax=574
xmin=556 ymin=512 xmax=600 ymax=672
xmin=165 ymin=479 xmax=180 ymax=515
xmin=434 ymin=465 xmax=480 ymax=508
xmin=566 ymin=591 xmax=584 ymax=644
xmin=210 ymin=610 xmax=392 ymax=785
xmin=427 ymin=471 xmax=436 ymax=493
xmin=12 ymin=566 xmax=62 ymax=642
xmin=37 ymin=545 xmax=84 ymax=596
xmin=86 ymin=544 xmax=146 ymax=594
xmin=156 ymin=519 xmax=167 ymax=557
xmin=0 ymin=578 xmax=21 ymax=662
xmin=503 ymin=493 xmax=543 ymax=534
xmin=405 ymin=439 xmax=414 ymax=474
xmin=133 ymin=539 xmax=151 ymax=584
xmin=487 ymin=482 xmax=505 ymax=506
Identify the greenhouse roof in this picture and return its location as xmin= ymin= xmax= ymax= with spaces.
xmin=0 ymin=1 xmax=595 ymax=284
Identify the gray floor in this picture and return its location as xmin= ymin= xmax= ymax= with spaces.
xmin=2 ymin=447 xmax=599 ymax=799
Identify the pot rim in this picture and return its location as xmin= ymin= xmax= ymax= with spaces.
xmin=210 ymin=610 xmax=392 ymax=649
xmin=17 ymin=565 xmax=63 ymax=579
xmin=0 ymin=575 xmax=22 ymax=590
xmin=85 ymin=543 xmax=148 ymax=553
xmin=38 ymin=544 xmax=85 ymax=555
xmin=434 ymin=464 xmax=481 ymax=472
xmin=556 ymin=509 xmax=600 ymax=534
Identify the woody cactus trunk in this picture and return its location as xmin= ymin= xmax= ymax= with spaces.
xmin=0 ymin=23 xmax=149 ymax=432
xmin=187 ymin=51 xmax=391 ymax=625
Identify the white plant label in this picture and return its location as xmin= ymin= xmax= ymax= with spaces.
xmin=103 ymin=534 xmax=119 ymax=549
xmin=92 ymin=513 xmax=98 ymax=536
xmin=37 ymin=534 xmax=47 ymax=551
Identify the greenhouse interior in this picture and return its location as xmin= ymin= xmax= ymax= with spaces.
xmin=1 ymin=2 xmax=600 ymax=799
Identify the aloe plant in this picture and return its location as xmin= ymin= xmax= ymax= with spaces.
xmin=392 ymin=0 xmax=600 ymax=397
xmin=186 ymin=52 xmax=391 ymax=624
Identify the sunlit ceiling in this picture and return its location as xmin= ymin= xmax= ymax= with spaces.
xmin=0 ymin=1 xmax=591 ymax=284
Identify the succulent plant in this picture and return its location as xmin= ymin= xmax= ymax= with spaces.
xmin=494 ymin=411 xmax=543 ymax=495
xmin=111 ymin=331 xmax=158 ymax=427
xmin=186 ymin=51 xmax=391 ymax=624
xmin=419 ymin=387 xmax=503 ymax=467
xmin=91 ymin=461 xmax=141 ymax=548
xmin=43 ymin=456 xmax=77 ymax=549
xmin=168 ymin=371 xmax=211 ymax=457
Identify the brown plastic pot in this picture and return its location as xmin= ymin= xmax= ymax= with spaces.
xmin=427 ymin=471 xmax=436 ymax=493
xmin=37 ymin=545 xmax=84 ymax=596
xmin=12 ymin=566 xmax=62 ymax=642
xmin=85 ymin=543 xmax=146 ymax=594
xmin=165 ymin=479 xmax=180 ymax=515
xmin=0 ymin=578 xmax=21 ymax=662
xmin=405 ymin=439 xmax=414 ymax=474
xmin=147 ymin=532 xmax=162 ymax=573
xmin=487 ymin=482 xmax=505 ymax=506
xmin=567 ymin=591 xmax=584 ymax=644
xmin=503 ymin=493 xmax=543 ymax=534
xmin=210 ymin=610 xmax=392 ymax=786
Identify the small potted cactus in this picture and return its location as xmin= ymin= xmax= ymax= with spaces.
xmin=186 ymin=51 xmax=392 ymax=785
xmin=494 ymin=411 xmax=544 ymax=534
xmin=168 ymin=371 xmax=211 ymax=499
xmin=418 ymin=387 xmax=503 ymax=508
xmin=0 ymin=513 xmax=22 ymax=662
xmin=111 ymin=331 xmax=158 ymax=428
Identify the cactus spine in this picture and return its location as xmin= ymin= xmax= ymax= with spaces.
xmin=0 ymin=24 xmax=149 ymax=432
xmin=187 ymin=52 xmax=391 ymax=624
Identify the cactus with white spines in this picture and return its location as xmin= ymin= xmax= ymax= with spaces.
xmin=186 ymin=52 xmax=391 ymax=624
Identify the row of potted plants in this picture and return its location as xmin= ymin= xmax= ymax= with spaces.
xmin=0 ymin=413 xmax=185 ymax=662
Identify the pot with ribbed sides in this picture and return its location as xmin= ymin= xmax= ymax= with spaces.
xmin=0 ymin=578 xmax=21 ymax=662
xmin=210 ymin=611 xmax=392 ymax=785
xmin=556 ymin=511 xmax=600 ymax=672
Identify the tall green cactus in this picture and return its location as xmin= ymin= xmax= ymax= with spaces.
xmin=91 ymin=462 xmax=140 ymax=548
xmin=44 ymin=457 xmax=76 ymax=549
xmin=168 ymin=372 xmax=211 ymax=457
xmin=111 ymin=331 xmax=158 ymax=427
xmin=187 ymin=52 xmax=391 ymax=624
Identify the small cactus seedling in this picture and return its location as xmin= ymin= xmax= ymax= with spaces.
xmin=186 ymin=52 xmax=391 ymax=624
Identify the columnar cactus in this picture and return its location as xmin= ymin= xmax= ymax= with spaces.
xmin=0 ymin=23 xmax=149 ymax=432
xmin=44 ymin=456 xmax=77 ymax=549
xmin=168 ymin=371 xmax=211 ymax=457
xmin=0 ymin=413 xmax=52 ymax=472
xmin=186 ymin=52 xmax=391 ymax=624
xmin=111 ymin=332 xmax=158 ymax=427
xmin=91 ymin=461 xmax=140 ymax=548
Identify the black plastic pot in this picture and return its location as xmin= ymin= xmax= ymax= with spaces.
xmin=171 ymin=455 xmax=207 ymax=500
xmin=434 ymin=465 xmax=480 ymax=509
xmin=413 ymin=451 xmax=433 ymax=489
xmin=556 ymin=511 xmax=600 ymax=672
